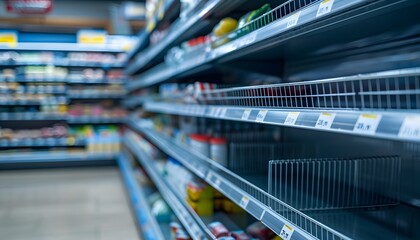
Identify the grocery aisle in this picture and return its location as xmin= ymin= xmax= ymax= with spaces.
xmin=0 ymin=167 xmax=140 ymax=240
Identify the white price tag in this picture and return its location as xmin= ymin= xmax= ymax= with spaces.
xmin=234 ymin=32 xmax=257 ymax=49
xmin=398 ymin=117 xmax=420 ymax=140
xmin=316 ymin=0 xmax=335 ymax=17
xmin=241 ymin=109 xmax=252 ymax=120
xmin=206 ymin=172 xmax=213 ymax=182
xmin=279 ymin=224 xmax=294 ymax=240
xmin=315 ymin=112 xmax=336 ymax=129
xmin=214 ymin=108 xmax=223 ymax=117
xmin=214 ymin=178 xmax=221 ymax=188
xmin=256 ymin=110 xmax=268 ymax=122
xmin=239 ymin=196 xmax=250 ymax=208
xmin=286 ymin=11 xmax=301 ymax=29
xmin=353 ymin=114 xmax=382 ymax=135
xmin=284 ymin=112 xmax=300 ymax=125
xmin=220 ymin=108 xmax=227 ymax=117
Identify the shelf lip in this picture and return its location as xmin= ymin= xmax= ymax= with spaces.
xmin=0 ymin=151 xmax=114 ymax=163
xmin=0 ymin=62 xmax=124 ymax=68
xmin=143 ymin=102 xmax=420 ymax=143
xmin=117 ymin=153 xmax=166 ymax=240
xmin=0 ymin=114 xmax=125 ymax=123
xmin=123 ymin=95 xmax=159 ymax=108
xmin=0 ymin=78 xmax=126 ymax=84
xmin=123 ymin=133 xmax=213 ymax=240
xmin=0 ymin=43 xmax=126 ymax=53
xmin=125 ymin=0 xmax=378 ymax=89
xmin=125 ymin=0 xmax=236 ymax=75
xmin=68 ymin=93 xmax=125 ymax=99
xmin=127 ymin=119 xmax=335 ymax=240
xmin=0 ymin=138 xmax=86 ymax=148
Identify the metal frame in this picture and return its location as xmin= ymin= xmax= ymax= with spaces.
xmin=117 ymin=153 xmax=166 ymax=240
xmin=128 ymin=119 xmax=350 ymax=240
xmin=124 ymin=131 xmax=213 ymax=240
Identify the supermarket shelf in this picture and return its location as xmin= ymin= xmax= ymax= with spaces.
xmin=127 ymin=119 xmax=340 ymax=240
xmin=126 ymin=30 xmax=149 ymax=62
xmin=126 ymin=0 xmax=419 ymax=89
xmin=0 ymin=61 xmax=125 ymax=68
xmin=123 ymin=95 xmax=158 ymax=108
xmin=125 ymin=0 xmax=245 ymax=75
xmin=127 ymin=0 xmax=179 ymax=62
xmin=0 ymin=78 xmax=125 ymax=84
xmin=0 ymin=114 xmax=125 ymax=123
xmin=67 ymin=116 xmax=126 ymax=124
xmin=0 ymin=137 xmax=86 ymax=148
xmin=0 ymin=99 xmax=67 ymax=105
xmin=68 ymin=92 xmax=125 ymax=99
xmin=0 ymin=78 xmax=67 ymax=83
xmin=0 ymin=151 xmax=116 ymax=164
xmin=144 ymin=101 xmax=420 ymax=143
xmin=67 ymin=79 xmax=126 ymax=84
xmin=123 ymin=133 xmax=213 ymax=240
xmin=117 ymin=153 xmax=166 ymax=240
xmin=0 ymin=42 xmax=126 ymax=53
xmin=0 ymin=113 xmax=66 ymax=121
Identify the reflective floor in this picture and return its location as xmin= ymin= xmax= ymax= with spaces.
xmin=0 ymin=166 xmax=140 ymax=240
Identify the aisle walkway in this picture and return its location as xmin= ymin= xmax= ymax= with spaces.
xmin=0 ymin=167 xmax=140 ymax=240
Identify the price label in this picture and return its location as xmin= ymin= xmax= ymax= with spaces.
xmin=353 ymin=114 xmax=382 ymax=135
xmin=284 ymin=112 xmax=300 ymax=125
xmin=234 ymin=32 xmax=257 ymax=49
xmin=239 ymin=196 xmax=250 ymax=208
xmin=316 ymin=0 xmax=335 ymax=17
xmin=279 ymin=224 xmax=294 ymax=240
xmin=77 ymin=30 xmax=107 ymax=44
xmin=286 ymin=11 xmax=301 ymax=29
xmin=214 ymin=178 xmax=221 ymax=188
xmin=206 ymin=172 xmax=213 ymax=182
xmin=241 ymin=109 xmax=252 ymax=120
xmin=398 ymin=117 xmax=420 ymax=140
xmin=256 ymin=110 xmax=268 ymax=122
xmin=0 ymin=31 xmax=18 ymax=47
xmin=315 ymin=112 xmax=336 ymax=129
xmin=214 ymin=108 xmax=223 ymax=117
xmin=220 ymin=108 xmax=227 ymax=117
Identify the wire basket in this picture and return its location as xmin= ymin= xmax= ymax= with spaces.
xmin=211 ymin=0 xmax=321 ymax=49
xmin=268 ymin=156 xmax=401 ymax=211
xmin=197 ymin=68 xmax=420 ymax=111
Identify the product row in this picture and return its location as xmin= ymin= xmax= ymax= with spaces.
xmin=164 ymin=3 xmax=271 ymax=66
xmin=0 ymin=51 xmax=126 ymax=66
xmin=131 ymin=132 xmax=282 ymax=240
xmin=0 ymin=102 xmax=127 ymax=118
xmin=0 ymin=82 xmax=66 ymax=94
xmin=0 ymin=124 xmax=121 ymax=153
xmin=0 ymin=67 xmax=125 ymax=82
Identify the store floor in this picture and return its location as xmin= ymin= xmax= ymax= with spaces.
xmin=0 ymin=166 xmax=141 ymax=240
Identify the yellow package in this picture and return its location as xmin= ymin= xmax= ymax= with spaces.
xmin=186 ymin=198 xmax=214 ymax=216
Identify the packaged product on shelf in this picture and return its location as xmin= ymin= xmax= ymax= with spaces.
xmin=210 ymin=136 xmax=228 ymax=167
xmin=186 ymin=178 xmax=213 ymax=201
xmin=170 ymin=221 xmax=183 ymax=239
xmin=186 ymin=197 xmax=213 ymax=216
xmin=189 ymin=133 xmax=211 ymax=157
xmin=208 ymin=221 xmax=229 ymax=238
xmin=246 ymin=221 xmax=275 ymax=240
xmin=218 ymin=237 xmax=235 ymax=240
xmin=175 ymin=230 xmax=191 ymax=240
xmin=230 ymin=230 xmax=251 ymax=240
xmin=212 ymin=18 xmax=238 ymax=38
xmin=223 ymin=199 xmax=244 ymax=214
xmin=148 ymin=192 xmax=172 ymax=222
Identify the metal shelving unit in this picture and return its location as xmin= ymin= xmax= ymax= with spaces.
xmin=0 ymin=113 xmax=66 ymax=121
xmin=127 ymin=119 xmax=347 ymax=240
xmin=142 ymin=68 xmax=420 ymax=142
xmin=0 ymin=42 xmax=126 ymax=53
xmin=68 ymin=92 xmax=125 ymax=99
xmin=0 ymin=62 xmax=125 ymax=68
xmin=0 ymin=151 xmax=115 ymax=164
xmin=124 ymin=131 xmax=213 ymax=240
xmin=66 ymin=116 xmax=126 ymax=124
xmin=126 ymin=0 xmax=420 ymax=90
xmin=0 ymin=137 xmax=86 ymax=148
xmin=117 ymin=153 xmax=166 ymax=240
xmin=125 ymin=0 xmax=247 ymax=75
